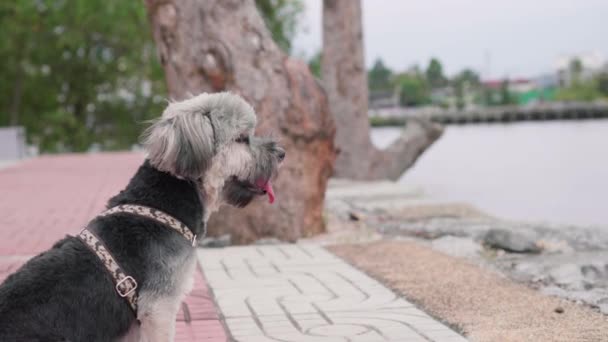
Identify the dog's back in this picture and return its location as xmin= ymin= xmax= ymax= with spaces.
xmin=0 ymin=237 xmax=132 ymax=341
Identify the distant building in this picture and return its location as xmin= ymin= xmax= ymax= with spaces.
xmin=430 ymin=87 xmax=452 ymax=105
xmin=481 ymin=78 xmax=555 ymax=105
xmin=482 ymin=78 xmax=534 ymax=92
xmin=430 ymin=86 xmax=478 ymax=110
xmin=0 ymin=127 xmax=26 ymax=160
xmin=369 ymin=90 xmax=399 ymax=109
xmin=534 ymin=73 xmax=560 ymax=89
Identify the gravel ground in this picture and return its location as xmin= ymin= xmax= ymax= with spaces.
xmin=329 ymin=241 xmax=608 ymax=342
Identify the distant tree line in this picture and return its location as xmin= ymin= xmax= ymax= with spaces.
xmin=363 ymin=56 xmax=608 ymax=110
xmin=366 ymin=57 xmax=485 ymax=109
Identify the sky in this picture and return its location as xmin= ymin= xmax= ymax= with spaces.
xmin=292 ymin=0 xmax=608 ymax=79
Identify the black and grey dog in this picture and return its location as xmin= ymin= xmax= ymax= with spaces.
xmin=0 ymin=93 xmax=284 ymax=341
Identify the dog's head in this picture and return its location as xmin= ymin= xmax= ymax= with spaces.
xmin=142 ymin=92 xmax=285 ymax=210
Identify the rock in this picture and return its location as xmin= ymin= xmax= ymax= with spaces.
xmin=549 ymin=263 xmax=585 ymax=290
xmin=598 ymin=297 xmax=608 ymax=314
xmin=325 ymin=198 xmax=355 ymax=220
xmin=541 ymin=286 xmax=569 ymax=298
xmin=554 ymin=306 xmax=564 ymax=314
xmin=542 ymin=286 xmax=608 ymax=314
xmin=535 ymin=239 xmax=574 ymax=254
xmin=431 ymin=236 xmax=482 ymax=259
xmin=348 ymin=211 xmax=362 ymax=221
xmin=580 ymin=264 xmax=607 ymax=283
xmin=253 ymin=238 xmax=283 ymax=245
xmin=198 ymin=234 xmax=231 ymax=248
xmin=483 ymin=228 xmax=541 ymax=253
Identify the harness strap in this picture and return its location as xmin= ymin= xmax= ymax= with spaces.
xmin=77 ymin=204 xmax=197 ymax=315
xmin=78 ymin=229 xmax=139 ymax=313
xmin=98 ymin=204 xmax=197 ymax=246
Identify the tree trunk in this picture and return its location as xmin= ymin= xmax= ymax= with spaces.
xmin=9 ymin=72 xmax=23 ymax=126
xmin=322 ymin=0 xmax=442 ymax=180
xmin=145 ymin=0 xmax=336 ymax=243
xmin=9 ymin=56 xmax=24 ymax=126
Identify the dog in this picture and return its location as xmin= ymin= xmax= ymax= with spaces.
xmin=0 ymin=92 xmax=285 ymax=341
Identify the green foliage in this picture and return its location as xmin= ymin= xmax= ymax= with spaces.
xmin=393 ymin=72 xmax=430 ymax=107
xmin=452 ymin=69 xmax=480 ymax=88
xmin=368 ymin=58 xmax=393 ymax=92
xmin=369 ymin=116 xmax=406 ymax=127
xmin=569 ymin=58 xmax=583 ymax=83
xmin=500 ymin=79 xmax=515 ymax=105
xmin=555 ymin=63 xmax=608 ymax=102
xmin=0 ymin=0 xmax=165 ymax=153
xmin=451 ymin=69 xmax=481 ymax=109
xmin=0 ymin=0 xmax=302 ymax=154
xmin=308 ymin=51 xmax=322 ymax=78
xmin=255 ymin=0 xmax=303 ymax=53
xmin=425 ymin=58 xmax=447 ymax=89
xmin=595 ymin=72 xmax=608 ymax=96
xmin=556 ymin=80 xmax=602 ymax=102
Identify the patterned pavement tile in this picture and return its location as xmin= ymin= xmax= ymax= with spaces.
xmin=198 ymin=244 xmax=468 ymax=342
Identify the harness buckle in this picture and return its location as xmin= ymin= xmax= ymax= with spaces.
xmin=116 ymin=276 xmax=138 ymax=297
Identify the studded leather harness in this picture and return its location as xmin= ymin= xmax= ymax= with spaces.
xmin=77 ymin=204 xmax=197 ymax=314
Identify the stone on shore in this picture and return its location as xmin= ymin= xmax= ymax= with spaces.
xmin=253 ymin=237 xmax=283 ymax=245
xmin=199 ymin=234 xmax=232 ymax=248
xmin=431 ymin=235 xmax=483 ymax=258
xmin=483 ymin=228 xmax=542 ymax=253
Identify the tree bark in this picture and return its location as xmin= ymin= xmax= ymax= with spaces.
xmin=9 ymin=71 xmax=23 ymax=126
xmin=322 ymin=0 xmax=442 ymax=180
xmin=9 ymin=43 xmax=25 ymax=126
xmin=145 ymin=0 xmax=336 ymax=243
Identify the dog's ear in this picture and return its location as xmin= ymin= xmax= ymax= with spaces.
xmin=142 ymin=112 xmax=215 ymax=179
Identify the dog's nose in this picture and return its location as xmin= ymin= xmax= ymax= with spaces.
xmin=276 ymin=147 xmax=286 ymax=162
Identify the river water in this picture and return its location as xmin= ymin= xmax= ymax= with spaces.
xmin=370 ymin=120 xmax=608 ymax=227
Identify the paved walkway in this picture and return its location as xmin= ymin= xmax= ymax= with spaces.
xmin=0 ymin=153 xmax=467 ymax=341
xmin=199 ymin=245 xmax=466 ymax=342
xmin=0 ymin=153 xmax=143 ymax=255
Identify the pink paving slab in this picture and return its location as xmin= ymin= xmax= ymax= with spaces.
xmin=0 ymin=153 xmax=143 ymax=255
xmin=176 ymin=267 xmax=228 ymax=341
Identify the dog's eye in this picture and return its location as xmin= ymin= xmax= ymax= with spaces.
xmin=235 ymin=135 xmax=250 ymax=144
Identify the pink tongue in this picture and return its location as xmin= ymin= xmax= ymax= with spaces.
xmin=257 ymin=180 xmax=275 ymax=204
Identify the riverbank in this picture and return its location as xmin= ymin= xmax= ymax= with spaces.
xmin=308 ymin=179 xmax=608 ymax=316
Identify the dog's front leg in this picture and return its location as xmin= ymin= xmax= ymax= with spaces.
xmin=138 ymin=296 xmax=180 ymax=342
xmin=139 ymin=317 xmax=176 ymax=342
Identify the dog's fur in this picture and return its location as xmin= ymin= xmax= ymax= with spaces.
xmin=0 ymin=93 xmax=284 ymax=342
